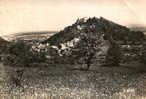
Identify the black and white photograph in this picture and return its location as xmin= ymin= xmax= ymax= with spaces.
xmin=0 ymin=0 xmax=146 ymax=98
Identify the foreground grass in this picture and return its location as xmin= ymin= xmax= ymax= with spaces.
xmin=0 ymin=63 xmax=146 ymax=99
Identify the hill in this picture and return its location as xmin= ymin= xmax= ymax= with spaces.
xmin=42 ymin=17 xmax=146 ymax=64
xmin=2 ymin=31 xmax=57 ymax=41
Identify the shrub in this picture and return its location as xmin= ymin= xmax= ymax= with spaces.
xmin=2 ymin=40 xmax=46 ymax=67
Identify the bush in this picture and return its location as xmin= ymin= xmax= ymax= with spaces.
xmin=2 ymin=40 xmax=46 ymax=67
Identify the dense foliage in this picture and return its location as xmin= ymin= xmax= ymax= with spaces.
xmin=2 ymin=40 xmax=43 ymax=66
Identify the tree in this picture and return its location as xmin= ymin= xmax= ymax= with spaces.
xmin=61 ymin=27 xmax=104 ymax=70
xmin=103 ymin=34 xmax=121 ymax=66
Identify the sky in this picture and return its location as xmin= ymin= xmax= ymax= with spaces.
xmin=0 ymin=0 xmax=146 ymax=36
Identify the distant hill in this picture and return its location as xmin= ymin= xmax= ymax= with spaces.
xmin=2 ymin=31 xmax=57 ymax=41
xmin=128 ymin=24 xmax=146 ymax=33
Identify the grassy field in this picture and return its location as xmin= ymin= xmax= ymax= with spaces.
xmin=0 ymin=62 xmax=146 ymax=99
